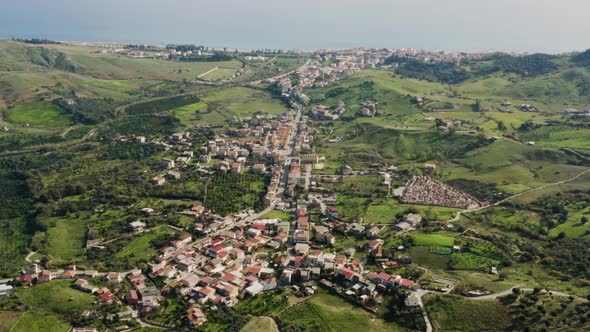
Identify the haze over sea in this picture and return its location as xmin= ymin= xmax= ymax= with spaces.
xmin=1 ymin=0 xmax=589 ymax=53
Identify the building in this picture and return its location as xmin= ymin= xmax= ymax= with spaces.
xmin=160 ymin=158 xmax=175 ymax=169
xmin=151 ymin=176 xmax=166 ymax=185
xmin=38 ymin=270 xmax=53 ymax=283
xmin=106 ymin=272 xmax=123 ymax=283
xmin=0 ymin=284 xmax=14 ymax=297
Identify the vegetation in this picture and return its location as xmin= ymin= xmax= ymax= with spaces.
xmin=16 ymin=280 xmax=94 ymax=315
xmin=126 ymin=94 xmax=201 ymax=115
xmin=425 ymin=294 xmax=512 ymax=332
xmin=8 ymin=101 xmax=73 ymax=127
xmin=384 ymin=56 xmax=469 ymax=83
xmin=54 ymin=97 xmax=116 ymax=124
xmin=9 ymin=311 xmax=69 ymax=332
xmin=206 ymin=173 xmax=268 ymax=216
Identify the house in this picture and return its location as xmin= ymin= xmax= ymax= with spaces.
xmin=405 ymin=292 xmax=420 ymax=307
xmin=25 ymin=263 xmax=41 ymax=274
xmin=37 ymin=270 xmax=53 ymax=283
xmin=166 ymin=171 xmax=181 ymax=180
xmin=404 ymin=213 xmax=422 ymax=226
xmin=293 ymin=229 xmax=310 ymax=243
xmin=160 ymin=158 xmax=175 ymax=169
xmin=0 ymin=284 xmax=14 ymax=297
xmin=19 ymin=274 xmax=33 ymax=286
xmin=245 ymin=283 xmax=264 ymax=297
xmin=135 ymin=136 xmax=146 ymax=144
xmin=366 ymin=226 xmax=380 ymax=238
xmin=99 ymin=289 xmax=117 ymax=303
xmin=129 ymin=221 xmax=147 ymax=231
xmin=280 ymin=269 xmax=293 ymax=284
xmin=247 ymin=228 xmax=262 ymax=237
xmin=151 ymin=176 xmax=166 ymax=185
xmin=171 ymin=234 xmax=192 ymax=248
xmin=368 ymin=239 xmax=384 ymax=251
xmin=337 ymin=268 xmax=359 ymax=285
xmin=187 ymin=306 xmax=207 ymax=326
xmin=126 ymin=290 xmax=139 ymax=305
xmin=252 ymin=163 xmax=267 ymax=174
xmin=182 ymin=274 xmax=200 ymax=287
xmin=394 ymin=221 xmax=413 ymax=232
xmin=106 ymin=272 xmax=123 ymax=283
xmin=61 ymin=270 xmax=77 ymax=279
xmin=295 ymin=243 xmax=310 ymax=256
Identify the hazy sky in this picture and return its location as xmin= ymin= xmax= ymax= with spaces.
xmin=1 ymin=0 xmax=589 ymax=53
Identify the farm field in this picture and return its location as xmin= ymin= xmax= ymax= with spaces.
xmin=7 ymin=101 xmax=73 ymax=127
xmin=408 ymin=246 xmax=451 ymax=270
xmin=412 ymin=233 xmax=457 ymax=247
xmin=46 ymin=217 xmax=87 ymax=259
xmin=424 ymin=294 xmax=511 ymax=332
xmin=198 ymin=86 xmax=287 ymax=125
xmin=280 ymin=290 xmax=405 ymax=332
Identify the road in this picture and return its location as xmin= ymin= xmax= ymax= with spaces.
xmin=414 ymin=289 xmax=434 ymax=332
xmin=25 ymin=251 xmax=37 ymax=263
xmin=249 ymin=59 xmax=312 ymax=85
xmin=467 ymin=287 xmax=587 ymax=301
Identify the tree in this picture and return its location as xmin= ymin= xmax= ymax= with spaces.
xmin=581 ymin=216 xmax=588 ymax=225
xmin=497 ymin=121 xmax=507 ymax=131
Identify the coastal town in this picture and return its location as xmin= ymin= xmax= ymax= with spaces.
xmin=0 ymin=50 xmax=491 ymax=331
xmin=2 ymin=37 xmax=590 ymax=332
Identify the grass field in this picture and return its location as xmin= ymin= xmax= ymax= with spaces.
xmin=0 ymin=311 xmax=19 ymax=332
xmin=362 ymin=199 xmax=461 ymax=224
xmin=412 ymin=233 xmax=457 ymax=247
xmin=280 ymin=290 xmax=404 ymax=332
xmin=424 ymin=294 xmax=511 ymax=332
xmin=201 ymin=67 xmax=238 ymax=81
xmin=46 ymin=217 xmax=87 ymax=259
xmin=198 ymin=86 xmax=287 ymax=126
xmin=9 ymin=311 xmax=70 ymax=332
xmin=7 ymin=102 xmax=73 ymax=127
xmin=241 ymin=316 xmax=279 ymax=332
xmin=115 ymin=227 xmax=176 ymax=262
xmin=16 ymin=280 xmax=94 ymax=315
xmin=408 ymin=246 xmax=451 ymax=270
xmin=259 ymin=209 xmax=293 ymax=221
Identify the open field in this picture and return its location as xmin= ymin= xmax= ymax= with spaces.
xmin=0 ymin=311 xmax=19 ymax=332
xmin=9 ymin=311 xmax=70 ymax=332
xmin=115 ymin=227 xmax=176 ymax=262
xmin=412 ymin=233 xmax=457 ymax=247
xmin=241 ymin=316 xmax=279 ymax=332
xmin=280 ymin=290 xmax=404 ymax=332
xmin=7 ymin=102 xmax=73 ymax=127
xmin=197 ymin=86 xmax=287 ymax=126
xmin=424 ymin=294 xmax=511 ymax=332
xmin=16 ymin=280 xmax=94 ymax=315
xmin=408 ymin=246 xmax=451 ymax=270
xmin=46 ymin=217 xmax=87 ymax=259
xmin=259 ymin=209 xmax=293 ymax=221
xmin=201 ymin=67 xmax=238 ymax=81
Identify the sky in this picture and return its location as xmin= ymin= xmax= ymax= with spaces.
xmin=1 ymin=0 xmax=589 ymax=53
